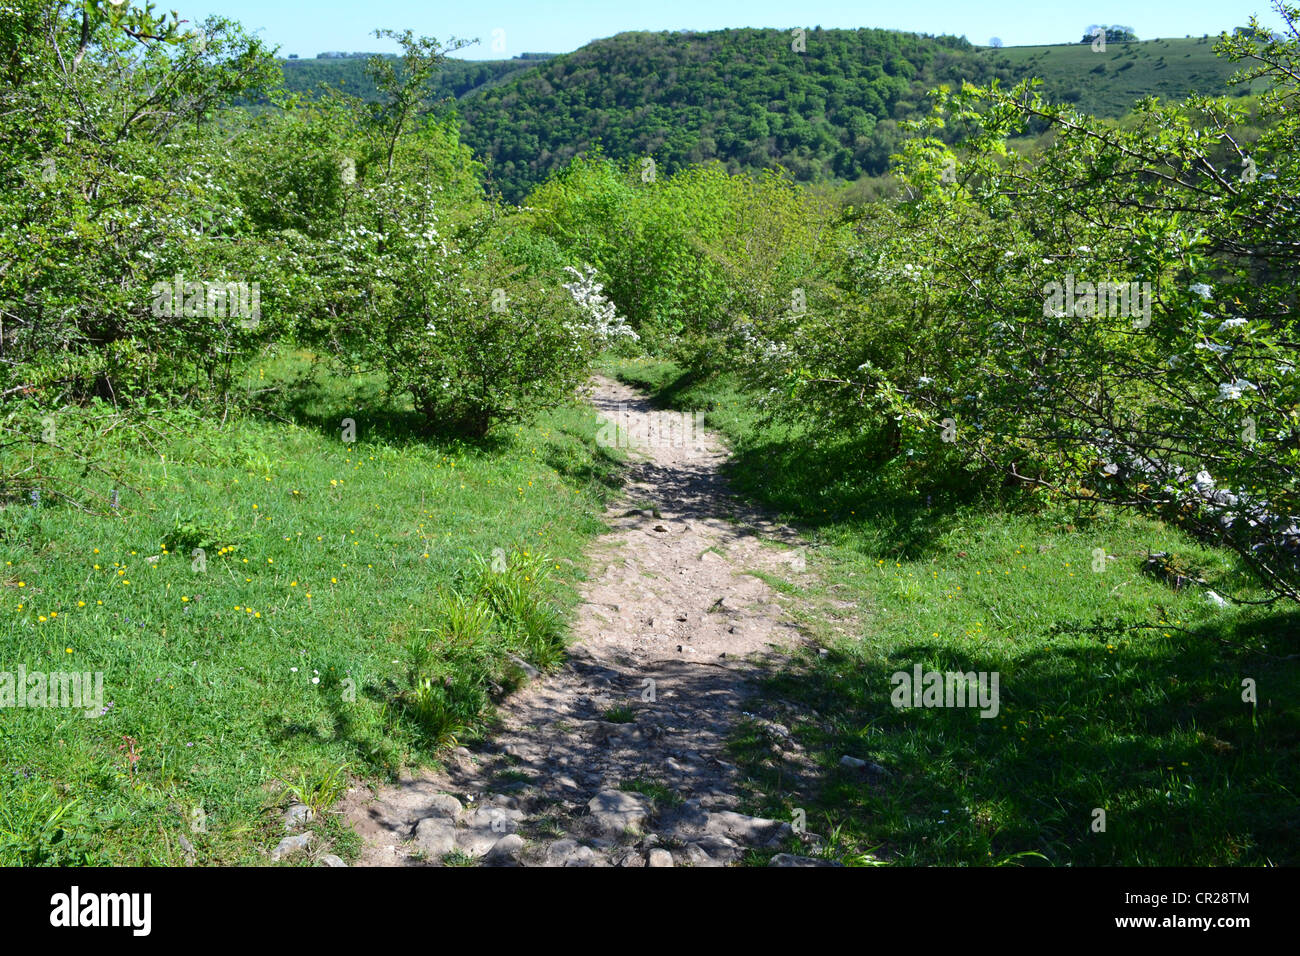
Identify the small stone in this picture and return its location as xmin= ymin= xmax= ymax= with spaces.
xmin=283 ymin=803 xmax=314 ymax=830
xmin=695 ymin=833 xmax=743 ymax=864
xmin=839 ymin=755 xmax=867 ymax=769
xmin=684 ymin=843 xmax=720 ymax=866
xmin=424 ymin=794 xmax=464 ymax=819
xmin=412 ymin=817 xmax=456 ymax=859
xmin=565 ymin=846 xmax=601 ymax=866
xmin=647 ymin=848 xmax=674 ymax=867
xmin=587 ymin=789 xmax=650 ymax=838
xmin=319 ymin=854 xmax=347 ymax=867
xmin=545 ymin=839 xmax=600 ymax=867
xmin=705 ymin=810 xmax=792 ymax=847
xmin=507 ymin=654 xmax=541 ymax=680
xmin=484 ymin=834 xmax=525 ymax=865
xmin=271 ymin=832 xmax=313 ymax=862
xmin=545 ymin=839 xmax=580 ymax=866
xmin=463 ymin=806 xmax=524 ymax=829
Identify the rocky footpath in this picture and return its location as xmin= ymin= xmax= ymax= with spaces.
xmin=343 ymin=377 xmax=833 ymax=867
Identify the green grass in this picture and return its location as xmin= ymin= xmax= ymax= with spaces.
xmin=619 ymin=778 xmax=681 ymax=809
xmin=607 ymin=357 xmax=1300 ymax=866
xmin=0 ymin=350 xmax=624 ymax=865
xmin=602 ymin=705 xmax=636 ymax=724
xmin=983 ymin=36 xmax=1262 ymax=116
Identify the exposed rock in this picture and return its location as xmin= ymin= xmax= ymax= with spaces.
xmin=319 ymin=854 xmax=347 ymax=867
xmin=544 ymin=839 xmax=581 ymax=866
xmin=647 ymin=848 xmax=674 ymax=867
xmin=544 ymin=839 xmax=602 ymax=867
xmin=684 ymin=843 xmax=722 ymax=866
xmin=507 ymin=654 xmax=541 ymax=680
xmin=704 ymin=810 xmax=792 ymax=847
xmin=694 ymin=833 xmax=743 ymax=864
xmin=271 ymin=832 xmax=313 ymax=862
xmin=457 ymin=806 xmax=525 ymax=856
xmin=283 ymin=803 xmax=314 ymax=830
xmin=424 ymin=794 xmax=464 ymax=819
xmin=484 ymin=834 xmax=525 ymax=865
xmin=587 ymin=789 xmax=650 ymax=838
xmin=840 ymin=755 xmax=890 ymax=777
xmin=412 ymin=817 xmax=456 ymax=859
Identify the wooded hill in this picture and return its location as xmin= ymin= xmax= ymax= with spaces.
xmin=273 ymin=29 xmax=1252 ymax=199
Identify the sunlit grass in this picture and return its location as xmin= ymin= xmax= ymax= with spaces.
xmin=610 ymin=357 xmax=1300 ymax=867
xmin=0 ymin=351 xmax=623 ymax=864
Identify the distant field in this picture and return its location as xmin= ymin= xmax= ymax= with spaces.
xmin=984 ymin=36 xmax=1260 ymax=114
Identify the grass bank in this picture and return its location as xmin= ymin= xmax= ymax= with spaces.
xmin=607 ymin=357 xmax=1300 ymax=866
xmin=0 ymin=352 xmax=623 ymax=865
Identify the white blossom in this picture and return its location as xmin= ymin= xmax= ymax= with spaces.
xmin=1216 ymin=379 xmax=1256 ymax=401
xmin=562 ymin=265 xmax=639 ymax=344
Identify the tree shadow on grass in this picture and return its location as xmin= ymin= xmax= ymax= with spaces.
xmin=536 ymin=407 xmax=627 ymax=496
xmin=721 ymin=429 xmax=996 ymax=561
xmin=742 ymin=606 xmax=1300 ymax=865
xmin=262 ymin=367 xmax=514 ymax=455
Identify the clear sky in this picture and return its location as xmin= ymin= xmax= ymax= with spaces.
xmin=189 ymin=1 xmax=1286 ymax=59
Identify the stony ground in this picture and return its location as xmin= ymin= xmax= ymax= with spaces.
xmin=339 ymin=376 xmax=835 ymax=867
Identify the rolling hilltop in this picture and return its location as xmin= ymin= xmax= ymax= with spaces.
xmin=279 ymin=52 xmax=556 ymax=103
xmin=275 ymin=29 xmax=1255 ymax=200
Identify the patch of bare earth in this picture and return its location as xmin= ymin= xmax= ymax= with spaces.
xmin=341 ymin=376 xmax=833 ymax=867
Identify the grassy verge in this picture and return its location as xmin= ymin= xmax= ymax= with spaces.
xmin=0 ymin=351 xmax=623 ymax=865
xmin=606 ymin=357 xmax=1300 ymax=866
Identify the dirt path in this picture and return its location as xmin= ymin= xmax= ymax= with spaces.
xmin=342 ymin=376 xmax=823 ymax=866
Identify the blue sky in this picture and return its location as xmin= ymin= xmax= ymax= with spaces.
xmin=190 ymin=1 xmax=1285 ymax=59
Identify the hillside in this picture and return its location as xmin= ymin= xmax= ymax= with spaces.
xmin=986 ymin=35 xmax=1248 ymax=115
xmin=457 ymin=30 xmax=1256 ymax=199
xmin=277 ymin=53 xmax=555 ymax=103
xmin=269 ymin=30 xmax=1253 ymax=200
